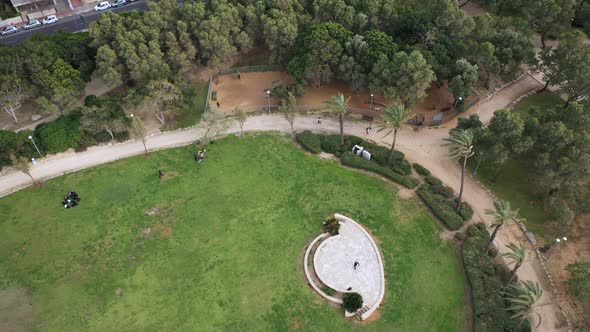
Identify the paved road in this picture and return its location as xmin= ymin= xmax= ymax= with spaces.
xmin=0 ymin=1 xmax=148 ymax=45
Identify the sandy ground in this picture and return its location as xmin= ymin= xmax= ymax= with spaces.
xmin=215 ymin=71 xmax=455 ymax=122
xmin=0 ymin=72 xmax=568 ymax=331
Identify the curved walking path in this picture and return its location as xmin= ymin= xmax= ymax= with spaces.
xmin=0 ymin=75 xmax=564 ymax=331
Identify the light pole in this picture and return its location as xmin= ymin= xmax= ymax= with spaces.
xmin=31 ymin=157 xmax=36 ymax=165
xmin=454 ymin=96 xmax=463 ymax=110
xmin=369 ymin=93 xmax=374 ymax=112
xmin=28 ymin=135 xmax=41 ymax=156
xmin=266 ymin=90 xmax=271 ymax=113
xmin=473 ymin=151 xmax=484 ymax=175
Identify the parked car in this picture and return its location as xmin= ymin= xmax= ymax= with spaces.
xmin=111 ymin=0 xmax=126 ymax=7
xmin=42 ymin=15 xmax=59 ymax=25
xmin=23 ymin=19 xmax=41 ymax=30
xmin=94 ymin=1 xmax=111 ymax=11
xmin=1 ymin=25 xmax=18 ymax=36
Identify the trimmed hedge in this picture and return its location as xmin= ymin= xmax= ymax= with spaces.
xmin=463 ymin=224 xmax=530 ymax=332
xmin=417 ymin=186 xmax=464 ymax=230
xmin=35 ymin=112 xmax=84 ymax=153
xmin=459 ymin=201 xmax=474 ymax=221
xmin=295 ymin=130 xmax=322 ymax=154
xmin=391 ymin=159 xmax=412 ymax=176
xmin=341 ymin=152 xmax=419 ymax=189
xmin=413 ymin=163 xmax=431 ymax=176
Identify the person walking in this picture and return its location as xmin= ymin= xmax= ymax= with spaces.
xmin=317 ymin=117 xmax=321 ymax=125
xmin=216 ymin=101 xmax=220 ymax=109
xmin=158 ymin=169 xmax=164 ymax=179
xmin=237 ymin=70 xmax=241 ymax=80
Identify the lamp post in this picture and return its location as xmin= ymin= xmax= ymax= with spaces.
xmin=31 ymin=157 xmax=36 ymax=165
xmin=473 ymin=151 xmax=484 ymax=175
xmin=454 ymin=96 xmax=463 ymax=110
xmin=369 ymin=93 xmax=374 ymax=112
xmin=28 ymin=135 xmax=41 ymax=156
xmin=266 ymin=90 xmax=271 ymax=113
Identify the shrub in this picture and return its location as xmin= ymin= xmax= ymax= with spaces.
xmin=295 ymin=130 xmax=322 ymax=154
xmin=323 ymin=217 xmax=340 ymax=235
xmin=565 ymin=261 xmax=590 ymax=303
xmin=114 ymin=131 xmax=130 ymax=142
xmin=462 ymin=223 xmax=525 ymax=331
xmin=454 ymin=232 xmax=465 ymax=241
xmin=342 ymin=292 xmax=363 ymax=312
xmin=459 ymin=202 xmax=474 ymax=221
xmin=487 ymin=247 xmax=498 ymax=257
xmin=413 ymin=163 xmax=431 ymax=176
xmin=417 ymin=186 xmax=464 ymax=230
xmin=391 ymin=159 xmax=411 ymax=176
xmin=321 ymin=286 xmax=336 ymax=296
xmin=320 ymin=134 xmax=344 ymax=156
xmin=424 ymin=175 xmax=443 ymax=186
xmin=428 ymin=183 xmax=455 ymax=199
xmin=340 ymin=152 xmax=419 ymax=189
xmin=35 ymin=112 xmax=83 ymax=153
xmin=84 ymin=95 xmax=99 ymax=106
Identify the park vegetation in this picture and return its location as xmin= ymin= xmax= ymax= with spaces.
xmin=455 ymin=100 xmax=590 ymax=233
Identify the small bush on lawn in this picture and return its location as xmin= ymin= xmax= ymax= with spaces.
xmin=323 ymin=217 xmax=340 ymax=235
xmin=340 ymin=152 xmax=419 ymax=189
xmin=462 ymin=224 xmax=528 ymax=332
xmin=295 ymin=130 xmax=322 ymax=154
xmin=343 ymin=292 xmax=363 ymax=312
xmin=417 ymin=186 xmax=464 ymax=230
xmin=413 ymin=163 xmax=431 ymax=176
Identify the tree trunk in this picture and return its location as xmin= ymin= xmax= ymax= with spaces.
xmin=484 ymin=67 xmax=491 ymax=89
xmin=491 ymin=167 xmax=502 ymax=183
xmin=141 ymin=139 xmax=148 ymax=156
xmin=540 ymin=34 xmax=547 ymax=49
xmin=388 ymin=127 xmax=398 ymax=164
xmin=540 ymin=80 xmax=550 ymax=92
xmin=459 ymin=0 xmax=471 ymax=8
xmin=156 ymin=112 xmax=166 ymax=124
xmin=339 ymin=112 xmax=344 ymax=147
xmin=456 ymin=156 xmax=467 ymax=211
xmin=239 ymin=125 xmax=244 ymax=138
xmin=105 ymin=128 xmax=115 ymax=141
xmin=484 ymin=224 xmax=502 ymax=252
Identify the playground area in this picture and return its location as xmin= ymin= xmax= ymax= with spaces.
xmin=211 ymin=70 xmax=458 ymax=124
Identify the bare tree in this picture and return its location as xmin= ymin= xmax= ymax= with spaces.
xmin=80 ymin=106 xmax=126 ymax=141
xmin=234 ymin=107 xmax=248 ymax=138
xmin=142 ymin=80 xmax=182 ymax=125
xmin=201 ymin=111 xmax=225 ymax=143
xmin=0 ymin=75 xmax=28 ymax=125
xmin=282 ymin=92 xmax=297 ymax=138
xmin=129 ymin=114 xmax=148 ymax=156
xmin=10 ymin=154 xmax=40 ymax=187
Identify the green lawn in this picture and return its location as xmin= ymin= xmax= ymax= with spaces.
xmin=0 ymin=135 xmax=466 ymax=331
xmin=165 ymin=81 xmax=209 ymax=130
xmin=470 ymin=91 xmax=563 ymax=237
xmin=513 ymin=91 xmax=563 ymax=117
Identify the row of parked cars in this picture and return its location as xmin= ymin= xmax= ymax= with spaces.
xmin=1 ymin=0 xmax=130 ymax=36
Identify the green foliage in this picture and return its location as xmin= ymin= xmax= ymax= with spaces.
xmin=457 ymin=114 xmax=483 ymax=131
xmin=340 ymin=152 xmax=419 ymax=189
xmin=295 ymin=130 xmax=322 ymax=154
xmin=449 ymin=59 xmax=479 ymax=100
xmin=342 ymin=292 xmax=363 ymax=312
xmin=35 ymin=112 xmax=84 ymax=153
xmin=391 ymin=159 xmax=412 ymax=176
xmin=0 ymin=130 xmax=37 ymax=170
xmin=270 ymin=80 xmax=305 ymax=102
xmin=362 ymin=30 xmax=397 ymax=70
xmin=417 ymin=186 xmax=464 ymax=231
xmin=413 ymin=163 xmax=431 ymax=176
xmin=462 ymin=224 xmax=528 ymax=332
xmin=565 ymin=261 xmax=590 ymax=303
xmin=321 ymin=286 xmax=336 ymax=296
xmin=322 ymin=217 xmax=340 ymax=235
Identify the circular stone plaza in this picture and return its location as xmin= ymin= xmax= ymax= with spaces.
xmin=304 ymin=213 xmax=385 ymax=320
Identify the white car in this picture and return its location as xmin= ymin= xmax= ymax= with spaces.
xmin=1 ymin=25 xmax=18 ymax=36
xmin=23 ymin=19 xmax=41 ymax=30
xmin=42 ymin=15 xmax=59 ymax=25
xmin=111 ymin=0 xmax=126 ymax=7
xmin=94 ymin=1 xmax=111 ymax=11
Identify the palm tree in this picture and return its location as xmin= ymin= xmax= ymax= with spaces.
xmin=503 ymin=242 xmax=527 ymax=282
xmin=442 ymin=129 xmax=475 ymax=211
xmin=378 ymin=103 xmax=412 ymax=163
xmin=324 ymin=93 xmax=350 ymax=147
xmin=484 ymin=200 xmax=519 ymax=253
xmin=504 ymin=280 xmax=544 ymax=330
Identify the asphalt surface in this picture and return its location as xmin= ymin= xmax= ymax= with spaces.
xmin=0 ymin=1 xmax=148 ymax=45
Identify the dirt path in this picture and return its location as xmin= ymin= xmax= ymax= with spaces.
xmin=0 ymin=75 xmax=564 ymax=331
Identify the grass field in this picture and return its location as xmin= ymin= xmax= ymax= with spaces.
xmin=470 ymin=91 xmax=563 ymax=237
xmin=165 ymin=81 xmax=209 ymax=130
xmin=0 ymin=135 xmax=466 ymax=331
